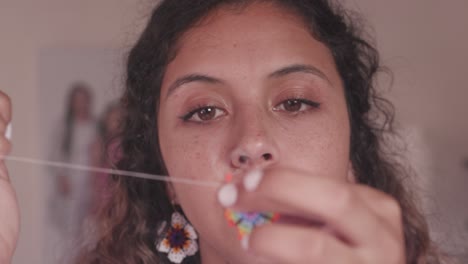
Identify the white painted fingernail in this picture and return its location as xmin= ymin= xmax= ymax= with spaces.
xmin=243 ymin=169 xmax=263 ymax=192
xmin=241 ymin=234 xmax=250 ymax=250
xmin=5 ymin=123 xmax=11 ymax=140
xmin=217 ymin=183 xmax=238 ymax=207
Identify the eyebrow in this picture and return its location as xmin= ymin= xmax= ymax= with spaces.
xmin=268 ymin=64 xmax=331 ymax=84
xmin=166 ymin=74 xmax=224 ymax=99
xmin=165 ymin=64 xmax=331 ymax=99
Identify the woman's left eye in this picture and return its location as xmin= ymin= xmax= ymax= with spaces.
xmin=274 ymin=98 xmax=320 ymax=113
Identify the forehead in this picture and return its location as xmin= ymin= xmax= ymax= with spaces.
xmin=162 ymin=2 xmax=339 ymax=92
xmin=176 ymin=3 xmax=311 ymax=55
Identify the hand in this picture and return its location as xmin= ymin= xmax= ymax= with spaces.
xmin=0 ymin=91 xmax=19 ymax=264
xmin=221 ymin=167 xmax=405 ymax=263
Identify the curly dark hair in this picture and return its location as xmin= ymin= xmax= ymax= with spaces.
xmin=76 ymin=0 xmax=442 ymax=263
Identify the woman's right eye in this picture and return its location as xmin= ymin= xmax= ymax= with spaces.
xmin=181 ymin=106 xmax=226 ymax=123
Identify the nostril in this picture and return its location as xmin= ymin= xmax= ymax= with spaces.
xmin=262 ymin=153 xmax=272 ymax=161
xmin=234 ymin=153 xmax=273 ymax=167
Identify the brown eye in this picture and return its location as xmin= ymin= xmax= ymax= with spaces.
xmin=283 ymin=99 xmax=302 ymax=112
xmin=274 ymin=98 xmax=320 ymax=113
xmin=182 ymin=106 xmax=226 ymax=122
xmin=197 ymin=107 xmax=216 ymax=121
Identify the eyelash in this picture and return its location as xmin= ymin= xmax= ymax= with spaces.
xmin=180 ymin=97 xmax=320 ymax=123
xmin=273 ymin=97 xmax=321 ymax=113
xmin=180 ymin=104 xmax=226 ymax=122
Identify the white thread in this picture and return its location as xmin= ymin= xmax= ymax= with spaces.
xmin=5 ymin=123 xmax=12 ymax=140
xmin=1 ymin=155 xmax=220 ymax=188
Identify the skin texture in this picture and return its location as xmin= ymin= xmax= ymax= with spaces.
xmin=157 ymin=3 xmax=405 ymax=264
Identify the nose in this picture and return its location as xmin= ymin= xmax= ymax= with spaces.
xmin=230 ymin=142 xmax=277 ymax=169
xmin=229 ymin=112 xmax=279 ymax=170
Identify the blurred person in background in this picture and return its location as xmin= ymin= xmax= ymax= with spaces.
xmin=48 ymin=82 xmax=97 ymax=262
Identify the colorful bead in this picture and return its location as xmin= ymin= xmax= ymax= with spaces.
xmin=224 ymin=209 xmax=280 ymax=240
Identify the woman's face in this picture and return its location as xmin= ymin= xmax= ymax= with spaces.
xmin=158 ymin=3 xmax=350 ymax=263
xmin=72 ymin=88 xmax=91 ymax=118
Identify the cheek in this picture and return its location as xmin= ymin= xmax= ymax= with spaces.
xmin=158 ymin=121 xmax=229 ymax=209
xmin=279 ymin=111 xmax=350 ymax=181
xmin=161 ymin=133 xmax=210 ymax=180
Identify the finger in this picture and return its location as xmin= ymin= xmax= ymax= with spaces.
xmin=0 ymin=116 xmax=7 ymax=135
xmin=0 ymin=162 xmax=10 ymax=182
xmin=354 ymin=185 xmax=403 ymax=236
xmin=248 ymin=223 xmax=362 ymax=264
xmin=0 ymin=91 xmax=12 ymax=123
xmin=227 ymin=168 xmax=390 ymax=246
xmin=0 ymin=136 xmax=12 ymax=182
xmin=0 ymin=177 xmax=20 ymax=256
xmin=0 ymin=137 xmax=12 ymax=157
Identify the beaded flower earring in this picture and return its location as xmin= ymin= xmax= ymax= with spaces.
xmin=156 ymin=208 xmax=199 ymax=263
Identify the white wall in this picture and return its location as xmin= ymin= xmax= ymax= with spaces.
xmin=1 ymin=0 xmax=467 ymax=263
